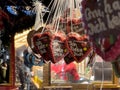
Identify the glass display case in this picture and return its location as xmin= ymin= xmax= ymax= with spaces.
xmin=51 ymin=54 xmax=113 ymax=84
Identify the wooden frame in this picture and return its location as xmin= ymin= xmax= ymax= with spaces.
xmin=0 ymin=36 xmax=15 ymax=86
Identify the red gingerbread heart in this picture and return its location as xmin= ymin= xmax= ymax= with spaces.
xmin=81 ymin=0 xmax=120 ymax=62
xmin=33 ymin=30 xmax=53 ymax=61
xmin=67 ymin=18 xmax=85 ymax=34
xmin=58 ymin=17 xmax=68 ymax=34
xmin=27 ymin=27 xmax=44 ymax=54
xmin=51 ymin=31 xmax=68 ymax=63
xmin=66 ymin=32 xmax=92 ymax=63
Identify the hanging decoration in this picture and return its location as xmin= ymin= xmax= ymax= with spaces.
xmin=30 ymin=0 xmax=92 ymax=64
xmin=63 ymin=0 xmax=92 ymax=63
xmin=33 ymin=30 xmax=53 ymax=62
xmin=81 ymin=0 xmax=120 ymax=77
xmin=32 ymin=0 xmax=65 ymax=63
xmin=27 ymin=27 xmax=44 ymax=54
xmin=81 ymin=0 xmax=120 ymax=62
xmin=27 ymin=1 xmax=49 ymax=54
xmin=66 ymin=32 xmax=92 ymax=63
xmin=50 ymin=31 xmax=68 ymax=63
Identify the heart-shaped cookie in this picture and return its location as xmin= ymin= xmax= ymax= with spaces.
xmin=67 ymin=18 xmax=85 ymax=34
xmin=51 ymin=31 xmax=68 ymax=63
xmin=27 ymin=27 xmax=44 ymax=54
xmin=81 ymin=0 xmax=120 ymax=62
xmin=66 ymin=32 xmax=92 ymax=63
xmin=58 ymin=17 xmax=68 ymax=34
xmin=33 ymin=30 xmax=53 ymax=61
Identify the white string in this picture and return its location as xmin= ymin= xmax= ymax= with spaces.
xmin=50 ymin=0 xmax=67 ymax=33
xmin=41 ymin=0 xmax=58 ymax=33
xmin=58 ymin=0 xmax=70 ymax=33
xmin=53 ymin=0 xmax=65 ymax=33
xmin=42 ymin=0 xmax=53 ymax=16
xmin=51 ymin=0 xmax=61 ymax=31
xmin=50 ymin=0 xmax=59 ymax=22
xmin=70 ymin=0 xmax=74 ymax=32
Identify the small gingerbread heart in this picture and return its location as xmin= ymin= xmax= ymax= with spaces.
xmin=33 ymin=30 xmax=53 ymax=61
xmin=27 ymin=27 xmax=44 ymax=54
xmin=66 ymin=32 xmax=92 ymax=63
xmin=51 ymin=31 xmax=68 ymax=63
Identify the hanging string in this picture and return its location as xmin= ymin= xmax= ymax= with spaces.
xmin=54 ymin=0 xmax=70 ymax=33
xmin=42 ymin=0 xmax=53 ymax=16
xmin=70 ymin=0 xmax=74 ymax=32
xmin=53 ymin=0 xmax=65 ymax=33
xmin=48 ymin=0 xmax=58 ymax=24
xmin=41 ymin=0 xmax=58 ymax=33
xmin=63 ymin=0 xmax=69 ymax=34
xmin=51 ymin=0 xmax=61 ymax=31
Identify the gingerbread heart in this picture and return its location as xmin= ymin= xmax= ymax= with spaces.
xmin=51 ymin=31 xmax=68 ymax=63
xmin=81 ymin=0 xmax=120 ymax=62
xmin=67 ymin=18 xmax=85 ymax=34
xmin=58 ymin=17 xmax=68 ymax=34
xmin=27 ymin=27 xmax=44 ymax=54
xmin=66 ymin=32 xmax=92 ymax=63
xmin=33 ymin=31 xmax=53 ymax=61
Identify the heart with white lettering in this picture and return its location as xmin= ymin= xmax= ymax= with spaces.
xmin=81 ymin=0 xmax=120 ymax=62
xmin=67 ymin=18 xmax=85 ymax=34
xmin=51 ymin=31 xmax=68 ymax=63
xmin=33 ymin=30 xmax=53 ymax=61
xmin=66 ymin=32 xmax=92 ymax=63
xmin=58 ymin=17 xmax=68 ymax=34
